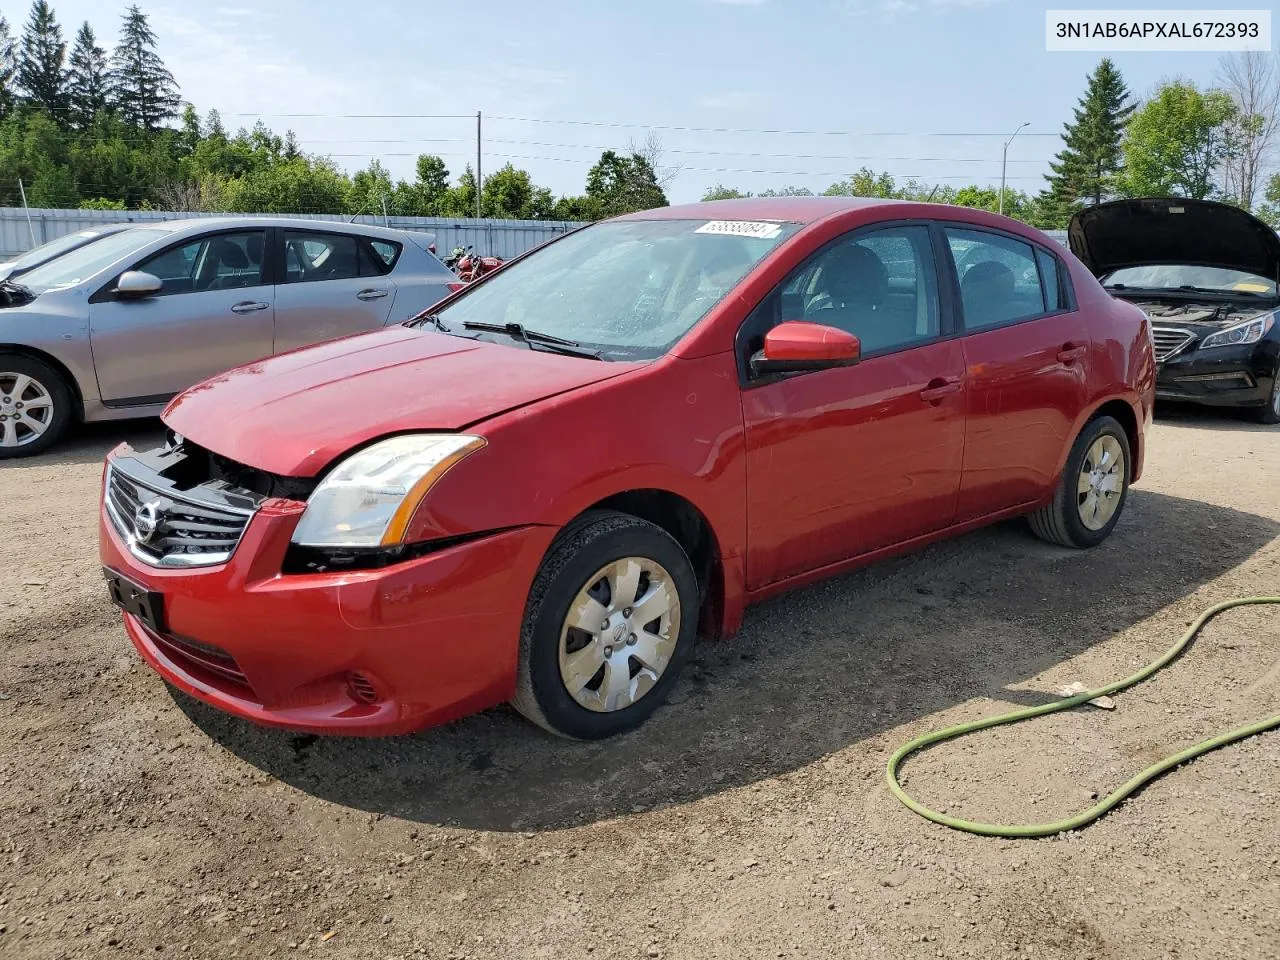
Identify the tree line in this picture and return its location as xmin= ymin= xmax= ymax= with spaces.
xmin=0 ymin=1 xmax=671 ymax=219
xmin=0 ymin=2 xmax=1277 ymax=227
xmin=704 ymin=54 xmax=1280 ymax=229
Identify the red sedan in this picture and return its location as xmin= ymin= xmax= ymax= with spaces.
xmin=99 ymin=198 xmax=1155 ymax=740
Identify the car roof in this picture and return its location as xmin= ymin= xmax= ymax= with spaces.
xmin=154 ymin=216 xmax=424 ymax=241
xmin=614 ymin=196 xmax=914 ymax=225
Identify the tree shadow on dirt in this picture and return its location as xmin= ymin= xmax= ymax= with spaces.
xmin=178 ymin=488 xmax=1279 ymax=832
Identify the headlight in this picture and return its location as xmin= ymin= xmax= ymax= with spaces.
xmin=1200 ymin=313 xmax=1275 ymax=349
xmin=291 ymin=434 xmax=486 ymax=548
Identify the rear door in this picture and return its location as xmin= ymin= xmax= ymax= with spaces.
xmin=88 ymin=228 xmax=274 ymax=405
xmin=940 ymin=225 xmax=1090 ymax=520
xmin=272 ymin=229 xmax=400 ymax=353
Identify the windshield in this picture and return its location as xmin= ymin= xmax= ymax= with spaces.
xmin=7 ymin=229 xmax=111 ymax=271
xmin=18 ymin=227 xmax=173 ymax=294
xmin=1104 ymin=264 xmax=1278 ymax=297
xmin=432 ymin=218 xmax=801 ymax=361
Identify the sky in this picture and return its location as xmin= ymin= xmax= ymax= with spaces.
xmin=38 ymin=0 xmax=1256 ymax=204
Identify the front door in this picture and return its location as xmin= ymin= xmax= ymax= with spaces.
xmin=940 ymin=226 xmax=1090 ymax=520
xmin=89 ymin=229 xmax=274 ymax=405
xmin=740 ymin=223 xmax=968 ymax=589
xmin=272 ymin=229 xmax=400 ymax=353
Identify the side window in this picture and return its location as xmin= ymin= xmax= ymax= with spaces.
xmin=945 ymin=228 xmax=1046 ymax=330
xmin=282 ymin=231 xmax=362 ymax=283
xmin=135 ymin=231 xmax=265 ymax=296
xmin=367 ymin=240 xmax=401 ymax=273
xmin=1036 ymin=247 xmax=1068 ymax=311
xmin=797 ymin=226 xmax=940 ymax=354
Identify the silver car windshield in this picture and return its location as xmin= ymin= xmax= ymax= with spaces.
xmin=433 ymin=218 xmax=800 ymax=361
xmin=19 ymin=228 xmax=174 ymax=294
xmin=1105 ymin=264 xmax=1278 ymax=297
xmin=7 ymin=230 xmax=107 ymax=270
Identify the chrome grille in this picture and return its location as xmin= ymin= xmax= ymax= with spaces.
xmin=1150 ymin=326 xmax=1195 ymax=362
xmin=105 ymin=465 xmax=255 ymax=568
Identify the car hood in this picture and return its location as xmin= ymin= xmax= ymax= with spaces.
xmin=1068 ymin=197 xmax=1280 ymax=282
xmin=163 ymin=325 xmax=638 ymax=477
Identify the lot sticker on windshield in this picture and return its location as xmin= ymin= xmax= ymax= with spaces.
xmin=695 ymin=220 xmax=784 ymax=240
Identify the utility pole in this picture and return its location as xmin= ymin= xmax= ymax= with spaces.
xmin=476 ymin=111 xmax=482 ymax=220
xmin=999 ymin=122 xmax=1030 ymax=217
xmin=17 ymin=179 xmax=36 ymax=247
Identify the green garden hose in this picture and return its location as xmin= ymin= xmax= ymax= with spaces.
xmin=887 ymin=596 xmax=1280 ymax=838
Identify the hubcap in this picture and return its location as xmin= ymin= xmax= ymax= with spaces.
xmin=0 ymin=372 xmax=54 ymax=448
xmin=1077 ymin=434 xmax=1126 ymax=531
xmin=1271 ymin=376 xmax=1280 ymax=416
xmin=558 ymin=556 xmax=681 ymax=713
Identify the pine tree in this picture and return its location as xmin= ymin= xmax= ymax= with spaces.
xmin=1039 ymin=59 xmax=1136 ymax=225
xmin=0 ymin=17 xmax=18 ymax=119
xmin=17 ymin=0 xmax=68 ymax=120
xmin=111 ymin=5 xmax=179 ymax=131
xmin=67 ymin=22 xmax=110 ymax=128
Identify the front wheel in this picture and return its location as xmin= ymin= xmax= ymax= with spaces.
xmin=1028 ymin=415 xmax=1131 ymax=548
xmin=512 ymin=511 xmax=699 ymax=740
xmin=1251 ymin=372 xmax=1280 ymax=425
xmin=0 ymin=355 xmax=74 ymax=459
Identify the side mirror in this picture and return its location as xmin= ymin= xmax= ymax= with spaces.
xmin=115 ymin=270 xmax=163 ymax=298
xmin=750 ymin=320 xmax=861 ymax=377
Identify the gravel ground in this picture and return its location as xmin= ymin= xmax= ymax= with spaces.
xmin=2 ymin=408 xmax=1278 ymax=960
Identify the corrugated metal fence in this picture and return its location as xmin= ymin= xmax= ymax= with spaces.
xmin=0 ymin=207 xmax=586 ymax=261
xmin=0 ymin=206 xmax=1073 ymax=261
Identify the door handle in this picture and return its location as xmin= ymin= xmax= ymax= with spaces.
xmin=919 ymin=377 xmax=962 ymax=404
xmin=357 ymin=288 xmax=389 ymax=301
xmin=230 ymin=301 xmax=270 ymax=314
xmin=1057 ymin=342 xmax=1088 ymax=364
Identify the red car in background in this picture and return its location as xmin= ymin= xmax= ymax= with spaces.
xmin=100 ymin=197 xmax=1155 ymax=741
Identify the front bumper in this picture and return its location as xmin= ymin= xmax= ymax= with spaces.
xmin=99 ymin=456 xmax=556 ymax=737
xmin=1155 ymin=340 xmax=1279 ymax=408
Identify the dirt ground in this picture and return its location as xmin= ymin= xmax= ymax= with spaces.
xmin=2 ymin=408 xmax=1278 ymax=960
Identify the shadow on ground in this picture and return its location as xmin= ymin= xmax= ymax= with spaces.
xmin=1155 ymin=401 xmax=1274 ymax=433
xmin=179 ymin=488 xmax=1278 ymax=832
xmin=0 ymin=418 xmax=163 ymax=470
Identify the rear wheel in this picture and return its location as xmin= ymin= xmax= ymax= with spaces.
xmin=0 ymin=355 xmax=73 ymax=459
xmin=1028 ymin=415 xmax=1131 ymax=548
xmin=512 ymin=511 xmax=698 ymax=740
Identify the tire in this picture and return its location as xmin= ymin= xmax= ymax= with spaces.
xmin=0 ymin=354 xmax=74 ymax=459
xmin=511 ymin=510 xmax=699 ymax=740
xmin=1250 ymin=372 xmax=1280 ymax=425
xmin=1028 ymin=414 xmax=1131 ymax=549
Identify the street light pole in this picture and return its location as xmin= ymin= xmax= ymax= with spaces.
xmin=999 ymin=122 xmax=1030 ymax=217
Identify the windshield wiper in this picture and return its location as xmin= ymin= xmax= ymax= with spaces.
xmin=406 ymin=313 xmax=452 ymax=332
xmin=1177 ymin=284 xmax=1265 ymax=297
xmin=461 ymin=321 xmax=604 ymax=360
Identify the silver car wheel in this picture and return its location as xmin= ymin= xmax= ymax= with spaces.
xmin=0 ymin=371 xmax=55 ymax=448
xmin=558 ymin=556 xmax=681 ymax=713
xmin=1076 ymin=434 xmax=1126 ymax=531
xmin=1271 ymin=375 xmax=1280 ymax=418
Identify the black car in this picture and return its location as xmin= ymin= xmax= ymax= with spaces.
xmin=1069 ymin=197 xmax=1280 ymax=423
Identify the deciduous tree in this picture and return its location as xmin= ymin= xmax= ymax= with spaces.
xmin=1119 ymin=80 xmax=1238 ymax=199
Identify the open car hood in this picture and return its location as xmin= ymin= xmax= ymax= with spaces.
xmin=1068 ymin=198 xmax=1280 ymax=283
xmin=162 ymin=325 xmax=636 ymax=477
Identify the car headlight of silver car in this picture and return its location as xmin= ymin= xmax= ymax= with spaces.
xmin=1200 ymin=312 xmax=1275 ymax=350
xmin=291 ymin=434 xmax=487 ymax=548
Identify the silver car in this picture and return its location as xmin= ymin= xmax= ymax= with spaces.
xmin=0 ymin=217 xmax=460 ymax=457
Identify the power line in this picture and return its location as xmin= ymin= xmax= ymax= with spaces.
xmin=486 ymin=115 xmax=1062 ymax=138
